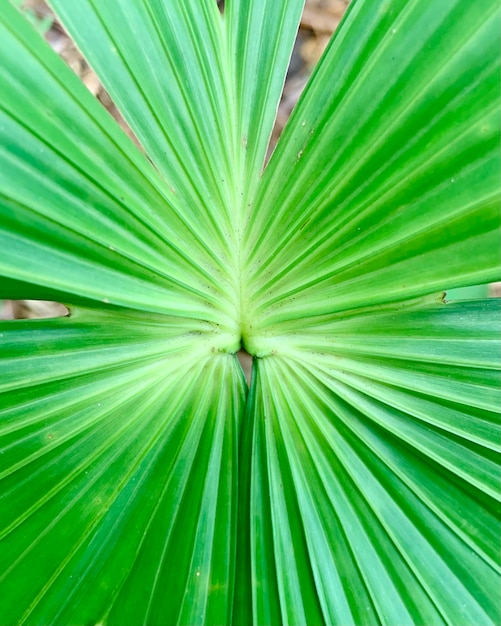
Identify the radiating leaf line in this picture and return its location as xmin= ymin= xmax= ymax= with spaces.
xmin=269 ymin=366 xmax=419 ymax=625
xmin=300 ymin=297 xmax=498 ymax=336
xmin=0 ymin=14 xmax=164 ymax=200
xmin=16 ymin=370 xmax=194 ymax=624
xmin=334 ymin=438 xmax=489 ymax=623
xmin=273 ymin=357 xmax=496 ymax=623
xmin=0 ymin=232 xmax=228 ymax=318
xmin=263 ymin=391 xmax=356 ymax=626
xmin=0 ymin=364 xmax=168 ymax=544
xmin=273 ymin=356 xmax=434 ymax=626
xmin=75 ymin=0 xmax=234 ymax=255
xmin=0 ymin=316 xmax=214 ymax=417
xmin=249 ymin=112 xmax=498 ymax=295
xmin=141 ymin=362 xmax=225 ymax=622
xmin=38 ymin=443 xmax=159 ymax=626
xmin=300 ymin=365 xmax=500 ymax=449
xmin=254 ymin=229 xmax=500 ymax=328
xmin=8 ymin=352 xmax=240 ymax=624
xmin=283 ymin=332 xmax=498 ymax=369
xmin=0 ymin=104 xmax=169 ymax=255
xmin=258 ymin=377 xmax=310 ymax=624
xmin=0 ymin=113 xmax=231 ymax=294
xmin=277 ymin=66 xmax=500 ymax=260
xmin=257 ymin=358 xmax=430 ymax=625
xmin=249 ymin=217 xmax=499 ymax=327
xmin=2 ymin=418 xmax=134 ymax=579
xmin=0 ymin=196 xmax=220 ymax=307
xmin=318 ymin=383 xmax=501 ymax=572
xmin=251 ymin=188 xmax=497 ymax=310
xmin=0 ymin=338 xmax=197 ymax=394
xmin=327 ymin=371 xmax=498 ymax=499
xmin=246 ymin=0 xmax=500 ymax=292
xmin=225 ymin=1 xmax=255 ymax=214
xmin=288 ymin=353 xmax=500 ymax=494
xmin=226 ymin=0 xmax=305 ymax=202
xmin=246 ymin=382 xmax=282 ymax=625
xmin=92 ymin=355 xmax=243 ymax=626
xmin=314 ymin=353 xmax=498 ymax=411
xmin=253 ymin=5 xmax=295 ymax=173
xmin=254 ymin=293 xmax=447 ymax=336
xmin=250 ymin=112 xmax=498 ymax=293
xmin=139 ymin=1 xmax=235 ymax=239
xmin=247 ymin=0 xmax=445 ymax=244
xmin=17 ymin=442 xmax=144 ymax=617
xmin=235 ymin=5 xmax=285 ymax=177
xmin=38 ymin=357 xmax=217 ymax=625
xmin=276 ymin=0 xmax=497 ymax=184
xmin=298 ymin=338 xmax=497 ymax=368
xmin=0 ymin=362 xmax=159 ymax=437
xmin=329 ymin=424 xmax=497 ymax=623
xmin=299 ymin=151 xmax=497 ymax=291
xmin=177 ymin=361 xmax=238 ymax=624
xmin=308 ymin=1 xmax=496 ymax=170
xmin=1 ymin=5 xmax=237 ymax=278
xmin=0 ymin=221 xmax=220 ymax=311
xmin=171 ymin=0 xmax=235 ymax=187
xmin=0 ymin=179 xmax=230 ymax=301
xmin=0 ymin=361 xmax=170 ymax=482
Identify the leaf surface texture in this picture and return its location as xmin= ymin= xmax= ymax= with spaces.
xmin=0 ymin=0 xmax=500 ymax=623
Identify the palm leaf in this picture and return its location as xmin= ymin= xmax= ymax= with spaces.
xmin=241 ymin=345 xmax=498 ymax=624
xmin=0 ymin=0 xmax=238 ymax=324
xmin=244 ymin=0 xmax=500 ymax=340
xmin=0 ymin=0 xmax=499 ymax=624
xmin=0 ymin=310 xmax=246 ymax=625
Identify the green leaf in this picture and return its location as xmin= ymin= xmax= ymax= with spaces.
xmin=244 ymin=0 xmax=500 ymax=339
xmin=225 ymin=0 xmax=305 ymax=202
xmin=0 ymin=2 xmax=239 ymax=330
xmin=237 ymin=302 xmax=500 ymax=624
xmin=48 ymin=0 xmax=306 ymax=303
xmin=0 ymin=0 xmax=499 ymax=624
xmin=47 ymin=0 xmax=238 ymax=247
xmin=0 ymin=310 xmax=246 ymax=625
xmin=446 ymin=283 xmax=491 ymax=301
